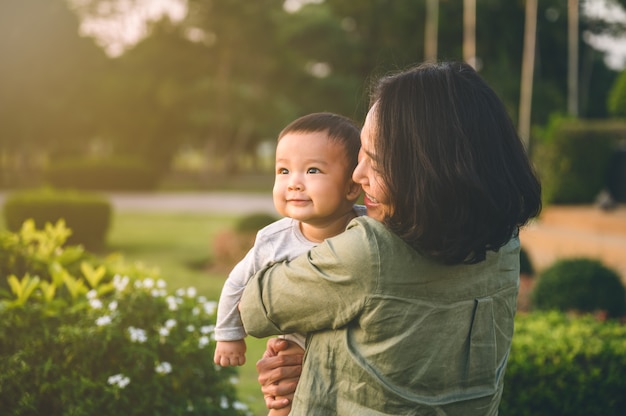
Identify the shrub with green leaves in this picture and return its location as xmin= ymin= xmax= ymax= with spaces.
xmin=608 ymin=69 xmax=626 ymax=117
xmin=519 ymin=246 xmax=534 ymax=276
xmin=501 ymin=311 xmax=626 ymax=415
xmin=235 ymin=213 xmax=278 ymax=233
xmin=532 ymin=258 xmax=626 ymax=318
xmin=532 ymin=118 xmax=626 ymax=204
xmin=0 ymin=220 xmax=249 ymax=416
xmin=213 ymin=212 xmax=278 ymax=271
xmin=3 ymin=188 xmax=112 ymax=249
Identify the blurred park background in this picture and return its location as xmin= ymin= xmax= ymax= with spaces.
xmin=3 ymin=1 xmax=626 ymax=415
xmin=1 ymin=0 xmax=626 ymax=190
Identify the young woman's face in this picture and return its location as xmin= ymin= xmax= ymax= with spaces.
xmin=352 ymin=105 xmax=392 ymax=222
xmin=273 ymin=131 xmax=358 ymax=227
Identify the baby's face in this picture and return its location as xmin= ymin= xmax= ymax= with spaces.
xmin=273 ymin=131 xmax=355 ymax=225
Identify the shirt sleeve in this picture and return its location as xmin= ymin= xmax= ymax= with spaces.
xmin=214 ymin=231 xmax=276 ymax=341
xmin=240 ymin=218 xmax=380 ymax=338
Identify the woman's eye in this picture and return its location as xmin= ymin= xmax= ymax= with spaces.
xmin=307 ymin=167 xmax=321 ymax=174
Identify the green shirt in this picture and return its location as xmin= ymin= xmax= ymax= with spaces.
xmin=240 ymin=216 xmax=519 ymax=415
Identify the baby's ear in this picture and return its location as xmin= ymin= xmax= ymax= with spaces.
xmin=346 ymin=180 xmax=362 ymax=201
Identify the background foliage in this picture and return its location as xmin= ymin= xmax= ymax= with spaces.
xmin=1 ymin=0 xmax=626 ymax=187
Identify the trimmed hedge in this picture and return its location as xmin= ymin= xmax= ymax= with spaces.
xmin=3 ymin=188 xmax=112 ymax=250
xmin=532 ymin=258 xmax=626 ymax=318
xmin=44 ymin=156 xmax=160 ymax=191
xmin=212 ymin=212 xmax=278 ymax=271
xmin=502 ymin=311 xmax=626 ymax=415
xmin=533 ymin=119 xmax=626 ymax=204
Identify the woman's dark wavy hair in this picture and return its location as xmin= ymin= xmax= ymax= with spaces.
xmin=371 ymin=61 xmax=542 ymax=265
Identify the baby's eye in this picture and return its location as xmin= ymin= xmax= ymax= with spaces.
xmin=277 ymin=167 xmax=289 ymax=175
xmin=307 ymin=167 xmax=321 ymax=174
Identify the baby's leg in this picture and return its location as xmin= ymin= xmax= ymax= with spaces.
xmin=267 ymin=340 xmax=305 ymax=416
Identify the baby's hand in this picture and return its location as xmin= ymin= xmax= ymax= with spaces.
xmin=214 ymin=339 xmax=247 ymax=366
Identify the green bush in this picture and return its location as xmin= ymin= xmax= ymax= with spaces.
xmin=608 ymin=69 xmax=626 ymax=117
xmin=213 ymin=213 xmax=278 ymax=271
xmin=532 ymin=258 xmax=626 ymax=318
xmin=3 ymin=188 xmax=112 ymax=249
xmin=519 ymin=246 xmax=534 ymax=276
xmin=501 ymin=311 xmax=626 ymax=415
xmin=235 ymin=213 xmax=278 ymax=233
xmin=0 ymin=220 xmax=249 ymax=416
xmin=44 ymin=156 xmax=160 ymax=191
xmin=532 ymin=118 xmax=626 ymax=204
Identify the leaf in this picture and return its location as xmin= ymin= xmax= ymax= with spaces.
xmin=6 ymin=274 xmax=40 ymax=307
xmin=39 ymin=281 xmax=57 ymax=303
xmin=63 ymin=273 xmax=87 ymax=299
xmin=81 ymin=262 xmax=106 ymax=288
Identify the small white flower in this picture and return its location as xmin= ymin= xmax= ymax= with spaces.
xmin=87 ymin=290 xmax=97 ymax=299
xmin=176 ymin=288 xmax=185 ymax=297
xmin=89 ymin=298 xmax=103 ymax=309
xmin=186 ymin=324 xmax=195 ymax=332
xmin=155 ymin=361 xmax=172 ymax=374
xmin=186 ymin=287 xmax=197 ymax=298
xmin=143 ymin=277 xmax=154 ymax=289
xmin=151 ymin=288 xmax=166 ymax=297
xmin=198 ymin=336 xmax=210 ymax=348
xmin=96 ymin=315 xmax=112 ymax=326
xmin=192 ymin=307 xmax=200 ymax=316
xmin=159 ymin=327 xmax=170 ymax=337
xmin=107 ymin=373 xmax=130 ymax=388
xmin=165 ymin=319 xmax=177 ymax=329
xmin=200 ymin=325 xmax=215 ymax=335
xmin=197 ymin=295 xmax=207 ymax=304
xmin=128 ymin=326 xmax=148 ymax=343
xmin=203 ymin=301 xmax=217 ymax=316
xmin=166 ymin=296 xmax=179 ymax=311
xmin=134 ymin=280 xmax=143 ymax=289
xmin=220 ymin=396 xmax=229 ymax=409
xmin=118 ymin=376 xmax=130 ymax=388
xmin=233 ymin=401 xmax=248 ymax=411
xmin=157 ymin=279 xmax=166 ymax=289
xmin=108 ymin=300 xmax=118 ymax=311
xmin=113 ymin=274 xmax=129 ymax=292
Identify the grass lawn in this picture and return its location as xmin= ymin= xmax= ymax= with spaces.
xmin=105 ymin=211 xmax=270 ymax=416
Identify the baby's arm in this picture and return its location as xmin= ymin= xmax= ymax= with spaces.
xmin=214 ymin=247 xmax=263 ymax=367
xmin=214 ymin=339 xmax=247 ymax=366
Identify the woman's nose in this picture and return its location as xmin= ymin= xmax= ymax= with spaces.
xmin=352 ymin=161 xmax=365 ymax=184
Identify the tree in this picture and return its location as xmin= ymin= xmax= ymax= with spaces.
xmin=0 ymin=0 xmax=108 ymax=186
xmin=95 ymin=19 xmax=214 ymax=175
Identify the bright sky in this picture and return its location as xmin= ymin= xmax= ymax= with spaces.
xmin=78 ymin=0 xmax=626 ymax=70
xmin=582 ymin=0 xmax=626 ymax=69
xmin=77 ymin=0 xmax=187 ymax=57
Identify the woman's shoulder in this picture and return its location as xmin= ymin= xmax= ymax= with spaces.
xmin=341 ymin=216 xmax=397 ymax=251
xmin=348 ymin=215 xmax=390 ymax=235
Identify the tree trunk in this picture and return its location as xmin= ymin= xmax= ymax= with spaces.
xmin=424 ymin=0 xmax=438 ymax=62
xmin=518 ymin=0 xmax=538 ymax=150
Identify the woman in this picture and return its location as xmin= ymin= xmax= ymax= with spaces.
xmin=240 ymin=61 xmax=542 ymax=415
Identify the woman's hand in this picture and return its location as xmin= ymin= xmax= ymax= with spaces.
xmin=256 ymin=338 xmax=303 ymax=410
